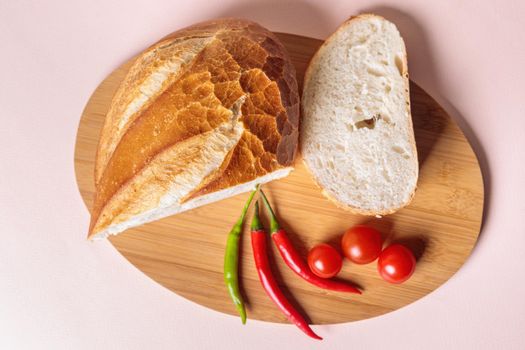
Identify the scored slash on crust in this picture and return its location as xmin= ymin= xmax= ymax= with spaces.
xmin=89 ymin=19 xmax=300 ymax=239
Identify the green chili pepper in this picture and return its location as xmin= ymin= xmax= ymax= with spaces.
xmin=224 ymin=187 xmax=258 ymax=324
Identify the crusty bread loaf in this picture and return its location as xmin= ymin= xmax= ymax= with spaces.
xmin=301 ymin=14 xmax=418 ymax=215
xmin=89 ymin=18 xmax=299 ymax=239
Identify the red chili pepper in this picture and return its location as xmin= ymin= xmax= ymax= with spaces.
xmin=260 ymin=190 xmax=361 ymax=295
xmin=251 ymin=201 xmax=322 ymax=340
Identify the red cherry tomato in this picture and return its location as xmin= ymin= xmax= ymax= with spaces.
xmin=341 ymin=225 xmax=383 ymax=264
xmin=377 ymin=244 xmax=416 ymax=284
xmin=307 ymin=243 xmax=343 ymax=278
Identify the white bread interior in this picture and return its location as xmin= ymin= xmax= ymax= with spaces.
xmin=301 ymin=14 xmax=418 ymax=215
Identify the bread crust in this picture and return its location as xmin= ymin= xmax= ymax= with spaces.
xmin=89 ymin=18 xmax=299 ymax=238
xmin=301 ymin=14 xmax=418 ymax=216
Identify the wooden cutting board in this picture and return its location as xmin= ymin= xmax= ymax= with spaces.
xmin=74 ymin=32 xmax=484 ymax=324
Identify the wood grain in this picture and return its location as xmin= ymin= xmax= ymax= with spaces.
xmin=74 ymin=33 xmax=484 ymax=324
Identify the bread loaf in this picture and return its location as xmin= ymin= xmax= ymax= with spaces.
xmin=301 ymin=14 xmax=418 ymax=215
xmin=89 ymin=18 xmax=299 ymax=239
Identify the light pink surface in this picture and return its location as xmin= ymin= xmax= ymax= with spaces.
xmin=1 ymin=0 xmax=524 ymax=348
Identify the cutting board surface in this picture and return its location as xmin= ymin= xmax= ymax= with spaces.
xmin=74 ymin=33 xmax=484 ymax=324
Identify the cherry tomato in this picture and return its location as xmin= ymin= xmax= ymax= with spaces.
xmin=341 ymin=225 xmax=383 ymax=264
xmin=307 ymin=243 xmax=343 ymax=278
xmin=377 ymin=244 xmax=416 ymax=284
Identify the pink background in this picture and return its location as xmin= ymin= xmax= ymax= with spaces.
xmin=1 ymin=0 xmax=524 ymax=348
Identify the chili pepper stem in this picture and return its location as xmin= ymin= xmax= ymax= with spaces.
xmin=259 ymin=190 xmax=280 ymax=233
xmin=237 ymin=186 xmax=259 ymax=225
xmin=224 ymin=187 xmax=259 ymax=324
xmin=251 ymin=201 xmax=264 ymax=231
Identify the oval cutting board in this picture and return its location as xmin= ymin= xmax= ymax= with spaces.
xmin=74 ymin=33 xmax=484 ymax=324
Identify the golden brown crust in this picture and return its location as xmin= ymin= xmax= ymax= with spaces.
xmin=89 ymin=18 xmax=299 ymax=238
xmin=94 ymin=24 xmax=223 ymax=184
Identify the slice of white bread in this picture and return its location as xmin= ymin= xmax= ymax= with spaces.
xmin=301 ymin=14 xmax=418 ymax=215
